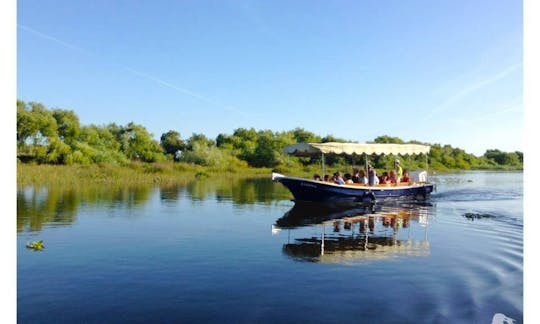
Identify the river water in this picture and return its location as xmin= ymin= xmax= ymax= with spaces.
xmin=17 ymin=171 xmax=523 ymax=323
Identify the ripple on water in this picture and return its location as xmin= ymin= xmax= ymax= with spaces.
xmin=432 ymin=187 xmax=522 ymax=203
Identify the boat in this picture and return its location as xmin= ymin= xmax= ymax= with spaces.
xmin=272 ymin=142 xmax=435 ymax=205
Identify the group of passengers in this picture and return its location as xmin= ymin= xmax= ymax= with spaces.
xmin=313 ymin=159 xmax=411 ymax=186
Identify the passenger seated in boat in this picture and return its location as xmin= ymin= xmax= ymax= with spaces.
xmin=379 ymin=171 xmax=391 ymax=184
xmin=389 ymin=170 xmax=398 ymax=184
xmin=368 ymin=165 xmax=379 ymax=186
xmin=313 ymin=174 xmax=322 ymax=181
xmin=324 ymin=174 xmax=331 ymax=182
xmin=401 ymin=170 xmax=411 ymax=183
xmin=333 ymin=172 xmax=345 ymax=185
xmin=344 ymin=173 xmax=354 ymax=184
xmin=351 ymin=168 xmax=360 ymax=183
xmin=357 ymin=169 xmax=368 ymax=184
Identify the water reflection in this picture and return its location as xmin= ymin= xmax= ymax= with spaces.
xmin=17 ymin=187 xmax=78 ymax=232
xmin=17 ymin=177 xmax=291 ymax=232
xmin=185 ymin=177 xmax=290 ymax=204
xmin=17 ymin=185 xmax=153 ymax=232
xmin=159 ymin=184 xmax=183 ymax=202
xmin=158 ymin=177 xmax=291 ymax=204
xmin=275 ymin=203 xmax=432 ymax=264
xmin=275 ymin=202 xmax=377 ymax=228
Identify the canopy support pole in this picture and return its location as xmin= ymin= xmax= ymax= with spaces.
xmin=425 ymin=154 xmax=429 ymax=179
xmin=364 ymin=154 xmax=368 ymax=173
xmin=321 ymin=153 xmax=326 ymax=178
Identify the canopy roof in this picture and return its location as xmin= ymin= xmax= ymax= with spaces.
xmin=283 ymin=142 xmax=430 ymax=156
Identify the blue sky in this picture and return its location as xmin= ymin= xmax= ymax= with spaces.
xmin=17 ymin=0 xmax=523 ymax=155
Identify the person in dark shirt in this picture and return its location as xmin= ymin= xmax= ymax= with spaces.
xmin=333 ymin=172 xmax=345 ymax=185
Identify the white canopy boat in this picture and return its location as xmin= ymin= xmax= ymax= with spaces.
xmin=272 ymin=142 xmax=435 ymax=205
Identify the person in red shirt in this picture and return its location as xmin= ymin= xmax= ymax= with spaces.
xmin=401 ymin=170 xmax=411 ymax=183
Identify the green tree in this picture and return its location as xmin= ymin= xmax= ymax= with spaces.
xmin=30 ymin=102 xmax=58 ymax=142
xmin=232 ymin=128 xmax=258 ymax=161
xmin=17 ymin=101 xmax=61 ymax=161
xmin=116 ymin=122 xmax=165 ymax=162
xmin=246 ymin=130 xmax=295 ymax=167
xmin=17 ymin=101 xmax=58 ymax=147
xmin=160 ymin=130 xmax=185 ymax=158
xmin=180 ymin=141 xmax=226 ymax=166
xmin=17 ymin=100 xmax=39 ymax=146
xmin=78 ymin=125 xmax=129 ymax=164
xmin=372 ymin=135 xmax=404 ymax=144
xmin=321 ymin=134 xmax=347 ymax=143
xmin=250 ymin=131 xmax=277 ymax=167
xmin=452 ymin=148 xmax=469 ymax=169
xmin=16 ymin=98 xmax=523 ymax=170
xmin=80 ymin=125 xmax=120 ymax=150
xmin=52 ymin=109 xmax=80 ymax=144
xmin=215 ymin=133 xmax=233 ymax=150
xmin=216 ymin=128 xmax=259 ymax=160
xmin=186 ymin=133 xmax=215 ymax=150
xmin=291 ymin=127 xmax=320 ymax=143
xmin=484 ymin=149 xmax=522 ymax=167
xmin=38 ymin=137 xmax=72 ymax=164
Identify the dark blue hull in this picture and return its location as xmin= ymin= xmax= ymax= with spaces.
xmin=273 ymin=174 xmax=434 ymax=205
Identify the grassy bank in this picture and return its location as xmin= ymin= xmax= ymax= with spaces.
xmin=16 ymin=162 xmax=522 ymax=187
xmin=17 ymin=162 xmax=274 ymax=187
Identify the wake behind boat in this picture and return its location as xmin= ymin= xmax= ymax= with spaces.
xmin=272 ymin=142 xmax=435 ymax=205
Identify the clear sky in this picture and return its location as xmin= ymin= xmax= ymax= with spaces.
xmin=17 ymin=0 xmax=523 ymax=156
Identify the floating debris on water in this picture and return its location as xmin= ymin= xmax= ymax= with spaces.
xmin=463 ymin=212 xmax=496 ymax=220
xmin=26 ymin=240 xmax=44 ymax=251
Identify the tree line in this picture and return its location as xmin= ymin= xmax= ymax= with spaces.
xmin=16 ymin=100 xmax=523 ymax=171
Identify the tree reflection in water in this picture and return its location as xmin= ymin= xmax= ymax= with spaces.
xmin=184 ymin=176 xmax=291 ymax=204
xmin=17 ymin=185 xmax=152 ymax=232
xmin=17 ymin=186 xmax=79 ymax=232
xmin=17 ymin=176 xmax=293 ymax=232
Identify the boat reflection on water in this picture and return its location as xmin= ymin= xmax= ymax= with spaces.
xmin=274 ymin=202 xmax=431 ymax=264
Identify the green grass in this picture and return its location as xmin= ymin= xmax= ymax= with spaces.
xmin=16 ymin=160 xmax=522 ymax=187
xmin=17 ymin=162 xmax=273 ymax=187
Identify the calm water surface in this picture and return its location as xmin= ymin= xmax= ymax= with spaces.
xmin=17 ymin=172 xmax=523 ymax=323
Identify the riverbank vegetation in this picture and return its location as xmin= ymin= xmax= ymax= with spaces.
xmin=17 ymin=100 xmax=523 ymax=185
xmin=17 ymin=162 xmax=273 ymax=187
